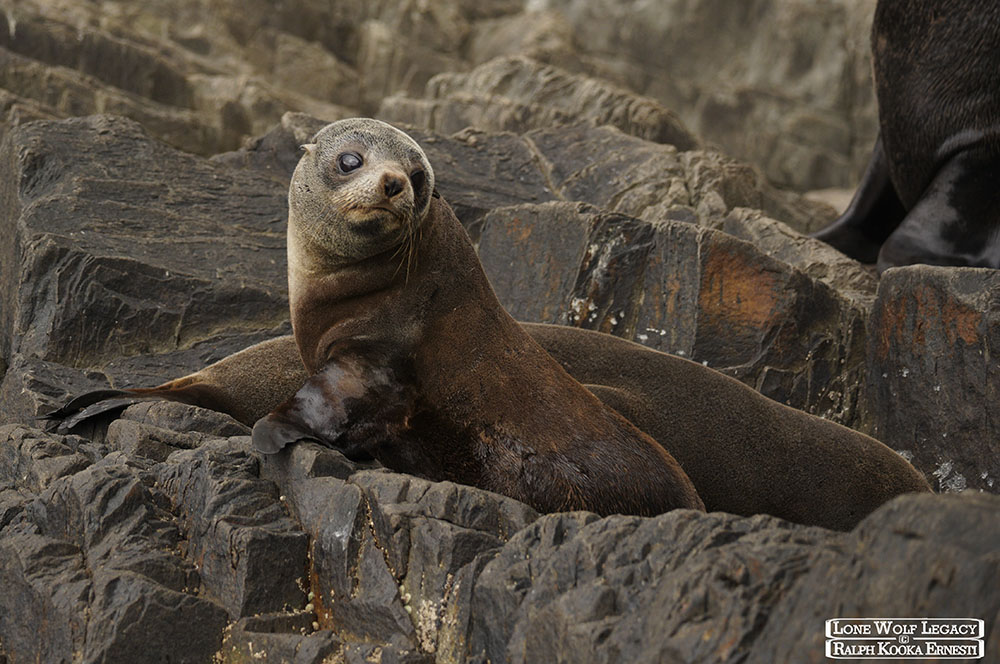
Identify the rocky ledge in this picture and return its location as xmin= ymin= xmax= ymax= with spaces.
xmin=0 ymin=0 xmax=879 ymax=192
xmin=0 ymin=114 xmax=998 ymax=662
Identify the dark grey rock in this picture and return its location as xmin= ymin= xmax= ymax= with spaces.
xmin=750 ymin=493 xmax=1000 ymax=662
xmin=155 ymin=437 xmax=309 ymax=618
xmin=210 ymin=112 xmax=327 ymax=186
xmin=478 ymin=202 xmax=596 ymax=325
xmin=0 ymin=115 xmax=287 ymax=365
xmin=120 ymin=400 xmax=250 ymax=438
xmin=379 ymin=55 xmax=698 ymax=151
xmin=523 ymin=122 xmax=834 ymax=234
xmin=19 ymin=465 xmax=198 ymax=591
xmin=0 ymin=532 xmax=90 ymax=664
xmin=469 ymin=0 xmax=877 ymax=192
xmin=351 ymin=470 xmax=538 ymax=541
xmin=408 ymin=127 xmax=559 ymax=242
xmin=0 ymin=487 xmax=29 ymax=530
xmin=259 ymin=444 xmax=408 ymax=645
xmin=106 ymin=419 xmax=210 ymax=463
xmin=288 ymin=472 xmax=414 ymax=645
xmin=259 ymin=439 xmax=363 ymax=486
xmin=0 ymin=355 xmax=114 ymax=432
xmin=0 ymin=6 xmax=353 ymax=156
xmin=261 ymin=446 xmax=537 ymax=655
xmin=0 ymin=425 xmax=92 ymax=493
xmin=0 ymin=0 xmax=879 ymax=194
xmin=716 ymin=207 xmax=878 ymax=302
xmin=453 ymin=493 xmax=1000 ymax=664
xmin=222 ymin=612 xmax=343 ymax=664
xmin=1 ymin=462 xmax=228 ymax=663
xmin=0 ymin=115 xmax=290 ymax=424
xmin=465 ymin=511 xmax=602 ymax=663
xmin=352 ymin=471 xmax=538 ymax=654
xmin=84 ymin=568 xmax=228 ymax=664
xmin=867 ymin=266 xmax=1000 ymax=493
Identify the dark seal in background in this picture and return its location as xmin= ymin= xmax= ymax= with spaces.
xmin=814 ymin=0 xmax=1000 ymax=272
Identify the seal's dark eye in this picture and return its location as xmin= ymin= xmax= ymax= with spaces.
xmin=337 ymin=152 xmax=363 ymax=173
xmin=410 ymin=169 xmax=426 ymax=197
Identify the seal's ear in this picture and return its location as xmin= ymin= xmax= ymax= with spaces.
xmin=300 ymin=143 xmax=317 ymax=154
xmin=431 ymin=187 xmax=441 ymax=199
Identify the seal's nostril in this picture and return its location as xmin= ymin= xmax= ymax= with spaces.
xmin=384 ymin=174 xmax=405 ymax=198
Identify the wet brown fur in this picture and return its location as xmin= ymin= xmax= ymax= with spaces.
xmin=86 ymin=319 xmax=931 ymax=530
xmin=527 ymin=325 xmax=932 ymax=532
xmin=266 ymin=119 xmax=703 ymax=517
xmin=280 ymin=189 xmax=704 ymax=517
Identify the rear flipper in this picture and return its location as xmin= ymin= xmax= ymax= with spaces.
xmin=42 ymin=389 xmax=150 ymax=434
xmin=251 ymin=353 xmax=415 ymax=460
xmin=878 ymin=145 xmax=1000 ymax=271
xmin=42 ymin=382 xmax=233 ymax=434
xmin=812 ymin=134 xmax=907 ymax=263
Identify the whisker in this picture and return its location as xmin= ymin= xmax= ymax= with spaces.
xmin=393 ymin=229 xmax=410 ymax=279
xmin=406 ymin=219 xmax=420 ymax=284
xmin=390 ymin=238 xmax=408 ymax=260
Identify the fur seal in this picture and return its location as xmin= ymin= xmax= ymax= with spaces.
xmin=48 ymin=119 xmax=931 ymax=529
xmin=248 ymin=118 xmax=703 ymax=517
xmin=525 ymin=324 xmax=931 ymax=532
xmin=813 ymin=0 xmax=1000 ymax=271
xmin=49 ymin=323 xmax=931 ymax=531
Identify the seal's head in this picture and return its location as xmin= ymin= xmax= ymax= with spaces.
xmin=289 ymin=118 xmax=435 ymax=270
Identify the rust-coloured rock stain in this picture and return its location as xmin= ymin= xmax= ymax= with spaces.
xmin=700 ymin=246 xmax=782 ymax=330
xmin=505 ymin=215 xmax=534 ymax=244
xmin=875 ymin=283 xmax=981 ymax=361
xmin=308 ymin=547 xmax=333 ymax=629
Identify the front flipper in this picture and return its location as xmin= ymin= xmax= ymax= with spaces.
xmin=878 ymin=145 xmax=1000 ymax=271
xmin=251 ymin=354 xmax=414 ymax=457
xmin=812 ymin=135 xmax=907 ymax=263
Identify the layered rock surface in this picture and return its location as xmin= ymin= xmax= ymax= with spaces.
xmin=0 ymin=113 xmax=997 ymax=662
xmin=2 ymin=420 xmax=997 ymax=663
xmin=378 ymin=55 xmax=699 ymax=152
xmin=0 ymin=0 xmax=878 ymax=191
xmin=465 ymin=0 xmax=880 ymax=191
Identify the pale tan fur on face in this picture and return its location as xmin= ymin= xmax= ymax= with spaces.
xmin=287 ymin=118 xmax=435 ymax=277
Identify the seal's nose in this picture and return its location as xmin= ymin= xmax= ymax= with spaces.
xmin=383 ymin=172 xmax=406 ymax=199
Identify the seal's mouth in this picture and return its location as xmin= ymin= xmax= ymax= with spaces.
xmin=340 ymin=204 xmax=419 ymax=280
xmin=361 ymin=204 xmax=397 ymax=214
xmin=347 ymin=204 xmax=406 ymax=223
